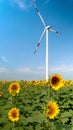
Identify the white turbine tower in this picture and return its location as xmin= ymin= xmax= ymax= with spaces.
xmin=32 ymin=1 xmax=61 ymax=81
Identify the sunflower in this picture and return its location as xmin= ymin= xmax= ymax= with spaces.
xmin=65 ymin=80 xmax=73 ymax=86
xmin=8 ymin=108 xmax=19 ymax=122
xmin=8 ymin=82 xmax=20 ymax=95
xmin=32 ymin=80 xmax=37 ymax=86
xmin=45 ymin=101 xmax=60 ymax=119
xmin=49 ymin=74 xmax=63 ymax=90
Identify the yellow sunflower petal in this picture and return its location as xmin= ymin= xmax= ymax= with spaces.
xmin=45 ymin=101 xmax=60 ymax=119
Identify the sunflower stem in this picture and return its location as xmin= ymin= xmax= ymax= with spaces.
xmin=45 ymin=118 xmax=52 ymax=130
xmin=17 ymin=121 xmax=20 ymax=130
xmin=12 ymin=122 xmax=15 ymax=129
xmin=47 ymin=84 xmax=51 ymax=102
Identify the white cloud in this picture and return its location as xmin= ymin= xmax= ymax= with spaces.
xmin=50 ymin=64 xmax=73 ymax=73
xmin=15 ymin=66 xmax=45 ymax=80
xmin=0 ymin=64 xmax=73 ymax=80
xmin=12 ymin=64 xmax=73 ymax=80
xmin=37 ymin=66 xmax=45 ymax=71
xmin=0 ymin=67 xmax=9 ymax=72
xmin=1 ymin=56 xmax=8 ymax=63
xmin=9 ymin=0 xmax=32 ymax=9
xmin=16 ymin=64 xmax=73 ymax=75
xmin=16 ymin=67 xmax=32 ymax=73
xmin=14 ymin=0 xmax=26 ymax=9
xmin=16 ymin=66 xmax=44 ymax=74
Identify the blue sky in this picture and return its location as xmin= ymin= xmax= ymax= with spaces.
xmin=0 ymin=0 xmax=73 ymax=80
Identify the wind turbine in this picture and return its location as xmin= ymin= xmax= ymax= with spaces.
xmin=32 ymin=0 xmax=61 ymax=81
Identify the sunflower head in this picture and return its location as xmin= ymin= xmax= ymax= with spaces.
xmin=8 ymin=108 xmax=19 ymax=122
xmin=65 ymin=80 xmax=73 ymax=86
xmin=49 ymin=74 xmax=63 ymax=90
xmin=45 ymin=101 xmax=60 ymax=119
xmin=8 ymin=82 xmax=20 ymax=95
xmin=32 ymin=80 xmax=37 ymax=86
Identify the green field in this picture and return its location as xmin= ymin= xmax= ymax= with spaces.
xmin=0 ymin=79 xmax=73 ymax=130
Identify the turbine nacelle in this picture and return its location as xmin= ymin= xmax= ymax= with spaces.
xmin=45 ymin=26 xmax=61 ymax=34
xmin=45 ymin=25 xmax=51 ymax=30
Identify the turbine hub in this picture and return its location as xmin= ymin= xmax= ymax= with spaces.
xmin=45 ymin=25 xmax=51 ymax=30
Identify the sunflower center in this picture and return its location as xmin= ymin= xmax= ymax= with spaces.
xmin=12 ymin=112 xmax=17 ymax=118
xmin=11 ymin=85 xmax=18 ymax=91
xmin=48 ymin=108 xmax=53 ymax=114
xmin=52 ymin=77 xmax=59 ymax=85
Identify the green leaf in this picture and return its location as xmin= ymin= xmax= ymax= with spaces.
xmin=61 ymin=112 xmax=71 ymax=118
xmin=27 ymin=111 xmax=45 ymax=123
xmin=71 ymin=127 xmax=73 ymax=130
xmin=35 ymin=124 xmax=43 ymax=130
xmin=56 ymin=123 xmax=70 ymax=130
xmin=60 ymin=117 xmax=69 ymax=124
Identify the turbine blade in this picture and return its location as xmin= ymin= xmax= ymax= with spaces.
xmin=49 ymin=29 xmax=61 ymax=34
xmin=32 ymin=0 xmax=46 ymax=28
xmin=34 ymin=29 xmax=46 ymax=54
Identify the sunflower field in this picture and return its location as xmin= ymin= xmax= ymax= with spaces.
xmin=0 ymin=74 xmax=73 ymax=130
